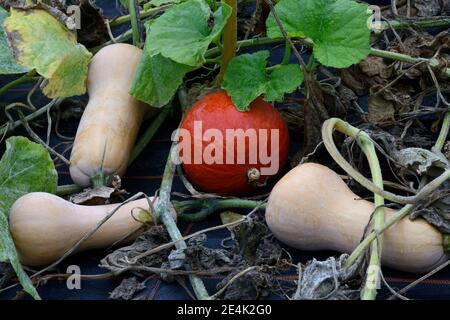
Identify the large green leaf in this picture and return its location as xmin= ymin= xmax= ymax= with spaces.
xmin=222 ymin=51 xmax=304 ymax=111
xmin=266 ymin=0 xmax=371 ymax=68
xmin=130 ymin=53 xmax=194 ymax=107
xmin=0 ymin=136 xmax=58 ymax=300
xmin=145 ymin=0 xmax=231 ymax=67
xmin=0 ymin=7 xmax=28 ymax=74
xmin=4 ymin=8 xmax=92 ymax=97
xmin=130 ymin=0 xmax=230 ymax=107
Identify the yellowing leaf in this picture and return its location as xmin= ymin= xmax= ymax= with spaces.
xmin=0 ymin=7 xmax=28 ymax=74
xmin=4 ymin=8 xmax=92 ymax=98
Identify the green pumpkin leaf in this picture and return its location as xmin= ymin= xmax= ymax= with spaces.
xmin=266 ymin=0 xmax=371 ymax=68
xmin=130 ymin=0 xmax=230 ymax=106
xmin=0 ymin=7 xmax=28 ymax=74
xmin=265 ymin=64 xmax=304 ymax=101
xmin=0 ymin=213 xmax=39 ymax=299
xmin=4 ymin=8 xmax=92 ymax=97
xmin=130 ymin=53 xmax=194 ymax=108
xmin=222 ymin=51 xmax=304 ymax=111
xmin=0 ymin=136 xmax=58 ymax=300
xmin=145 ymin=0 xmax=231 ymax=67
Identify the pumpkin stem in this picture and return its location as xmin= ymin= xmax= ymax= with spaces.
xmin=173 ymin=197 xmax=266 ymax=222
xmin=216 ymin=0 xmax=237 ymax=85
xmin=90 ymin=171 xmax=108 ymax=188
xmin=128 ymin=0 xmax=142 ymax=47
xmin=247 ymin=167 xmax=267 ymax=188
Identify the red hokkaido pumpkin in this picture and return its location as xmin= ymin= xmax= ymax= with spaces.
xmin=178 ymin=91 xmax=289 ymax=196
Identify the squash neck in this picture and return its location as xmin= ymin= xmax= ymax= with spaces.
xmin=90 ymin=171 xmax=109 ymax=188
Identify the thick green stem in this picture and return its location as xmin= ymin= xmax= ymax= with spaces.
xmin=216 ymin=0 xmax=237 ymax=85
xmin=56 ymin=184 xmax=84 ymax=196
xmin=433 ymin=111 xmax=450 ymax=153
xmin=207 ymin=36 xmax=450 ymax=76
xmin=128 ymin=0 xmax=141 ymax=46
xmin=205 ymin=57 xmax=222 ymax=65
xmin=173 ymin=198 xmax=266 ymax=222
xmin=324 ymin=118 xmax=450 ymax=299
xmin=129 ymin=105 xmax=171 ymax=164
xmin=378 ymin=17 xmax=450 ymax=32
xmin=110 ymin=5 xmax=171 ymax=27
xmin=429 ymin=111 xmax=450 ymax=248
xmin=344 ymin=204 xmax=415 ymax=268
xmin=90 ymin=172 xmax=108 ymax=188
xmin=157 ymin=142 xmax=209 ymax=300
xmin=281 ymin=41 xmax=291 ymax=65
xmin=0 ymin=71 xmax=39 ymax=98
xmin=358 ymin=137 xmax=385 ymax=300
xmin=306 ymin=53 xmax=317 ymax=72
xmin=152 ymin=89 xmax=209 ymax=299
xmin=322 ymin=118 xmax=450 ymax=204
xmin=369 ymin=48 xmax=450 ymax=77
xmin=205 ymin=37 xmax=284 ymax=58
xmin=325 ymin=119 xmax=385 ymax=300
xmin=370 ymin=48 xmax=427 ymax=64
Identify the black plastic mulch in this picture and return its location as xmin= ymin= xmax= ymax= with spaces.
xmin=1 ymin=0 xmax=450 ymax=300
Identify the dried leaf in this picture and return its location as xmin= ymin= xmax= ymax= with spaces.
xmin=369 ymin=84 xmax=414 ymax=117
xmin=410 ymin=186 xmax=450 ymax=233
xmin=360 ymin=56 xmax=392 ymax=79
xmin=292 ymin=255 xmax=362 ymax=300
xmin=367 ymin=94 xmax=395 ymax=124
xmin=69 ymin=186 xmax=116 ymax=205
xmin=394 ymin=147 xmax=449 ymax=175
xmin=414 ymin=0 xmax=442 ymax=17
xmin=109 ymin=277 xmax=146 ymax=300
xmin=217 ymin=269 xmax=272 ymax=300
xmin=184 ymin=234 xmax=235 ymax=270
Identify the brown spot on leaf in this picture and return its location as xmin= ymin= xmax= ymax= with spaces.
xmin=5 ymin=29 xmax=23 ymax=61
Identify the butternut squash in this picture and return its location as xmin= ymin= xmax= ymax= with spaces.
xmin=9 ymin=192 xmax=174 ymax=266
xmin=266 ymin=163 xmax=448 ymax=273
xmin=69 ymin=43 xmax=157 ymax=187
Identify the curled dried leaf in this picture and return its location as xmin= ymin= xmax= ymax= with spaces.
xmin=394 ymin=147 xmax=449 ymax=176
xmin=292 ymin=254 xmax=363 ymax=300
